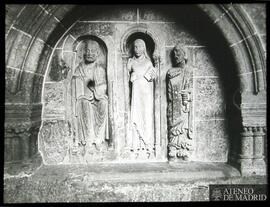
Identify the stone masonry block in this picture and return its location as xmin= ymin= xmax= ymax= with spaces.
xmin=192 ymin=47 xmax=218 ymax=77
xmin=63 ymin=35 xmax=75 ymax=51
xmin=13 ymin=5 xmax=48 ymax=36
xmin=69 ymin=22 xmax=114 ymax=40
xmin=5 ymin=5 xmax=25 ymax=34
xmin=194 ymin=120 xmax=228 ymax=162
xmin=38 ymin=17 xmax=66 ymax=47
xmin=162 ymin=24 xmax=199 ymax=46
xmin=24 ymin=40 xmax=46 ymax=74
xmin=6 ymin=28 xmax=31 ymax=69
xmin=139 ymin=7 xmax=171 ymax=22
xmin=5 ymin=67 xmax=36 ymax=103
xmin=80 ymin=6 xmax=137 ymax=22
xmin=194 ymin=77 xmax=225 ymax=119
xmin=43 ymin=82 xmax=65 ymax=108
xmin=241 ymin=4 xmax=266 ymax=35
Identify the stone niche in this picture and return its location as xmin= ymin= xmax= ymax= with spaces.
xmin=39 ymin=7 xmax=228 ymax=164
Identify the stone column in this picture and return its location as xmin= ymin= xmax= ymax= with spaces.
xmin=238 ymin=126 xmax=254 ymax=175
xmin=239 ymin=91 xmax=266 ymax=176
xmin=4 ymin=104 xmax=43 ymax=175
xmin=253 ymin=126 xmax=266 ymax=175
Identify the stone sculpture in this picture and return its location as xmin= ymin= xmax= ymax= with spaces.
xmin=166 ymin=43 xmax=193 ymax=161
xmin=71 ymin=40 xmax=109 ymax=152
xmin=127 ymin=39 xmax=157 ymax=159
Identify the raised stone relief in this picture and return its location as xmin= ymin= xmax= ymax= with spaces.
xmin=69 ymin=39 xmax=110 ymax=162
xmin=123 ymin=39 xmax=158 ymax=160
xmin=70 ymin=23 xmax=113 ymax=38
xmin=166 ymin=43 xmax=194 ymax=161
xmin=43 ymin=82 xmax=65 ymax=119
xmin=5 ymin=121 xmax=37 ymax=161
xmin=39 ymin=120 xmax=70 ymax=164
xmin=48 ymin=50 xmax=71 ymax=82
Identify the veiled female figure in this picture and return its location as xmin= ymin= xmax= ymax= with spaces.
xmin=127 ymin=39 xmax=157 ymax=153
xmin=71 ymin=40 xmax=109 ymax=150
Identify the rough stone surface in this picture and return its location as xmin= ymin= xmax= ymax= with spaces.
xmin=192 ymin=47 xmax=219 ymax=76
xmin=24 ymin=40 xmax=47 ymax=74
xmin=5 ymin=5 xmax=25 ymax=34
xmin=4 ymin=119 xmax=41 ymax=162
xmin=5 ymin=68 xmax=40 ymax=104
xmin=162 ymin=24 xmax=200 ymax=46
xmin=214 ymin=11 xmax=243 ymax=46
xmin=194 ymin=120 xmax=228 ymax=162
xmin=43 ymin=82 xmax=65 ymax=119
xmin=194 ymin=78 xmax=225 ymax=119
xmin=13 ymin=5 xmax=48 ymax=36
xmin=241 ymin=4 xmax=266 ymax=35
xmin=43 ymin=5 xmax=76 ymax=24
xmin=80 ymin=6 xmax=137 ymax=22
xmin=40 ymin=6 xmax=253 ymax=164
xmin=39 ymin=120 xmax=71 ymax=164
xmin=259 ymin=34 xmax=266 ymax=52
xmin=3 ymin=163 xmax=267 ymax=203
xmin=26 ymin=42 xmax=52 ymax=75
xmin=47 ymin=49 xmax=71 ymax=81
xmin=39 ymin=17 xmax=66 ymax=47
xmin=6 ymin=28 xmax=32 ymax=69
xmin=69 ymin=22 xmax=114 ymax=39
xmin=31 ymin=75 xmax=44 ymax=103
xmin=139 ymin=7 xmax=170 ymax=22
xmin=4 ymin=5 xmax=267 ymax=201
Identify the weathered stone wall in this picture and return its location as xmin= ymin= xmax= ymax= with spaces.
xmin=40 ymin=6 xmax=234 ymax=163
xmin=5 ymin=4 xmax=75 ymax=164
xmin=5 ymin=4 xmax=266 ymax=175
xmin=3 ymin=163 xmax=265 ymax=202
xmin=4 ymin=3 xmax=267 ymax=203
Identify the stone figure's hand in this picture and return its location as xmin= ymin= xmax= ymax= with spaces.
xmin=85 ymin=88 xmax=94 ymax=101
xmin=181 ymin=92 xmax=188 ymax=106
xmin=152 ymin=54 xmax=161 ymax=66
xmin=128 ymin=58 xmax=133 ymax=64
xmin=89 ymin=91 xmax=94 ymax=101
xmin=148 ymin=70 xmax=155 ymax=79
xmin=127 ymin=58 xmax=133 ymax=72
xmin=130 ymin=73 xmax=137 ymax=82
xmin=144 ymin=72 xmax=152 ymax=82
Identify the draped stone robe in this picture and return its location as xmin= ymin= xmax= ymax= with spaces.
xmin=167 ymin=66 xmax=193 ymax=158
xmin=71 ymin=62 xmax=109 ymax=148
xmin=127 ymin=57 xmax=156 ymax=151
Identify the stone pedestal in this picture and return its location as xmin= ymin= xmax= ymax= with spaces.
xmin=4 ymin=104 xmax=43 ymax=175
xmin=238 ymin=126 xmax=266 ymax=176
xmin=238 ymin=127 xmax=254 ymax=176
xmin=4 ymin=162 xmax=245 ymax=202
xmin=253 ymin=126 xmax=266 ymax=175
xmin=239 ymin=91 xmax=267 ymax=176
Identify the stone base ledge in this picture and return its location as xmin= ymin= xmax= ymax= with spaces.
xmin=4 ymin=162 xmax=267 ymax=202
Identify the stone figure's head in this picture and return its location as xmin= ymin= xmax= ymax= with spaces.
xmin=133 ymin=39 xmax=148 ymax=58
xmin=83 ymin=40 xmax=100 ymax=63
xmin=173 ymin=43 xmax=187 ymax=66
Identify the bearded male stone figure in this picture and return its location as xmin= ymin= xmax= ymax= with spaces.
xmin=71 ymin=40 xmax=109 ymax=152
xmin=166 ymin=43 xmax=193 ymax=161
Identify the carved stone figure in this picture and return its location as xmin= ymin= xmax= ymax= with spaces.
xmin=166 ymin=43 xmax=193 ymax=161
xmin=127 ymin=39 xmax=157 ymax=158
xmin=71 ymin=40 xmax=109 ymax=152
